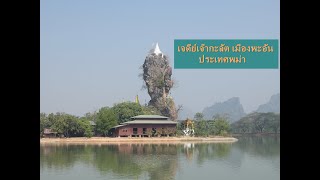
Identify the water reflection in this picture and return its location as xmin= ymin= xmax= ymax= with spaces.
xmin=40 ymin=136 xmax=280 ymax=180
xmin=235 ymin=136 xmax=280 ymax=158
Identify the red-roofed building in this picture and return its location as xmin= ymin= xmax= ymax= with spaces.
xmin=111 ymin=115 xmax=177 ymax=137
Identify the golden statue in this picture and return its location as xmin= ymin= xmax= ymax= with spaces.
xmin=183 ymin=118 xmax=194 ymax=136
xmin=184 ymin=118 xmax=194 ymax=129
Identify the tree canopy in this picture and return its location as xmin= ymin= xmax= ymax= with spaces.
xmin=96 ymin=107 xmax=117 ymax=137
xmin=231 ymin=112 xmax=280 ymax=134
xmin=194 ymin=112 xmax=204 ymax=121
xmin=111 ymin=102 xmax=144 ymax=124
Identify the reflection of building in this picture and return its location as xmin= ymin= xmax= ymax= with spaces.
xmin=41 ymin=145 xmax=53 ymax=155
xmin=184 ymin=143 xmax=194 ymax=161
xmin=117 ymin=144 xmax=133 ymax=154
xmin=111 ymin=115 xmax=177 ymax=137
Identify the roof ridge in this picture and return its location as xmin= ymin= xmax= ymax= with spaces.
xmin=131 ymin=115 xmax=168 ymax=119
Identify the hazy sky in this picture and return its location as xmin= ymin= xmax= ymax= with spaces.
xmin=40 ymin=0 xmax=280 ymax=116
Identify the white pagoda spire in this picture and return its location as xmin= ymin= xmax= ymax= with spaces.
xmin=153 ymin=42 xmax=162 ymax=55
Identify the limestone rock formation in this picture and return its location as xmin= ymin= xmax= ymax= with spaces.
xmin=142 ymin=43 xmax=177 ymax=120
xmin=256 ymin=93 xmax=280 ymax=113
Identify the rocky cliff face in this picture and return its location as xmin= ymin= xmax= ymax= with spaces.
xmin=202 ymin=97 xmax=246 ymax=123
xmin=256 ymin=93 xmax=280 ymax=113
xmin=142 ymin=43 xmax=177 ymax=120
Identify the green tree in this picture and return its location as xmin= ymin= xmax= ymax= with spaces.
xmin=47 ymin=113 xmax=57 ymax=126
xmin=85 ymin=111 xmax=98 ymax=122
xmin=213 ymin=116 xmax=230 ymax=136
xmin=96 ymin=107 xmax=117 ymax=137
xmin=176 ymin=123 xmax=184 ymax=136
xmin=207 ymin=120 xmax=215 ymax=135
xmin=194 ymin=112 xmax=204 ymax=121
xmin=273 ymin=113 xmax=280 ymax=133
xmin=79 ymin=117 xmax=93 ymax=138
xmin=51 ymin=113 xmax=68 ymax=137
xmin=231 ymin=112 xmax=280 ymax=134
xmin=253 ymin=113 xmax=269 ymax=133
xmin=265 ymin=113 xmax=280 ymax=133
xmin=51 ymin=113 xmax=80 ymax=137
xmin=40 ymin=112 xmax=50 ymax=135
xmin=195 ymin=120 xmax=209 ymax=137
xmin=112 ymin=102 xmax=143 ymax=124
xmin=65 ymin=115 xmax=81 ymax=137
xmin=233 ymin=117 xmax=252 ymax=133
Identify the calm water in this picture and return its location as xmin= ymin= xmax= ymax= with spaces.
xmin=40 ymin=136 xmax=280 ymax=180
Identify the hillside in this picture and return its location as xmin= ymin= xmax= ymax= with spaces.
xmin=202 ymin=97 xmax=246 ymax=123
xmin=256 ymin=93 xmax=280 ymax=113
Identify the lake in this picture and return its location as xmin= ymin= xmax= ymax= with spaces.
xmin=40 ymin=136 xmax=280 ymax=180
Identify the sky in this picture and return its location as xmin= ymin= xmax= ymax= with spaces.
xmin=40 ymin=0 xmax=280 ymax=116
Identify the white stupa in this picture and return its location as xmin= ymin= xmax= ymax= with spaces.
xmin=149 ymin=42 xmax=163 ymax=57
xmin=153 ymin=42 xmax=162 ymax=55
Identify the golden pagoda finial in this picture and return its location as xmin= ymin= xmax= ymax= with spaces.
xmin=135 ymin=95 xmax=140 ymax=104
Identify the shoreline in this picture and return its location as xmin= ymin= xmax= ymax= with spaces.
xmin=232 ymin=133 xmax=280 ymax=137
xmin=40 ymin=137 xmax=238 ymax=145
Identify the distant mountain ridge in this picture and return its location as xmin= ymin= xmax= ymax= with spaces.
xmin=202 ymin=97 xmax=246 ymax=123
xmin=256 ymin=93 xmax=280 ymax=113
xmin=180 ymin=93 xmax=279 ymax=122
